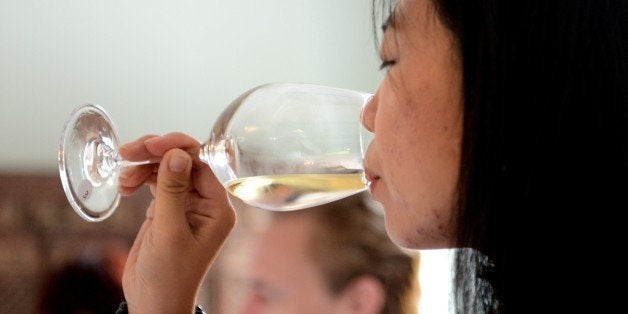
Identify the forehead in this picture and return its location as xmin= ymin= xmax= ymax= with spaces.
xmin=247 ymin=215 xmax=331 ymax=292
xmin=386 ymin=0 xmax=439 ymax=29
xmin=381 ymin=0 xmax=457 ymax=55
xmin=255 ymin=214 xmax=316 ymax=261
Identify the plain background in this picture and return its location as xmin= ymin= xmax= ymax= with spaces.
xmin=0 ymin=0 xmax=381 ymax=172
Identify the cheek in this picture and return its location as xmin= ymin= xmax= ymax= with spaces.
xmin=371 ymin=86 xmax=420 ymax=192
xmin=374 ymin=88 xmax=461 ymax=248
xmin=374 ymin=86 xmax=420 ymax=157
xmin=378 ymin=101 xmax=423 ymax=182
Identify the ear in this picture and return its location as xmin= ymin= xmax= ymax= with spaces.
xmin=338 ymin=275 xmax=385 ymax=314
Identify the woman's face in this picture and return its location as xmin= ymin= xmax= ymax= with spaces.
xmin=362 ymin=0 xmax=463 ymax=249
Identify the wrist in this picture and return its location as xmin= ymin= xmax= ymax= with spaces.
xmin=117 ymin=301 xmax=205 ymax=314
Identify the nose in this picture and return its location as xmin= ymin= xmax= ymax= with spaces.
xmin=361 ymin=93 xmax=377 ymax=133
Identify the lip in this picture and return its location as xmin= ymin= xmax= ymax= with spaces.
xmin=365 ymin=169 xmax=381 ymax=197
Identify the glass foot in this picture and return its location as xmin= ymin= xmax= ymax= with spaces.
xmin=58 ymin=104 xmax=121 ymax=222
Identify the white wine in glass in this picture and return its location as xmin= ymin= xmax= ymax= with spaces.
xmin=59 ymin=83 xmax=373 ymax=221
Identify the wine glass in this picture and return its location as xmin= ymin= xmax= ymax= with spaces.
xmin=59 ymin=83 xmax=374 ymax=222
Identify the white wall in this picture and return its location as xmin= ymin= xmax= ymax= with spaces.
xmin=0 ymin=0 xmax=382 ymax=172
xmin=419 ymin=249 xmax=454 ymax=314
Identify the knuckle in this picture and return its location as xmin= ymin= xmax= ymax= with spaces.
xmin=158 ymin=176 xmax=190 ymax=194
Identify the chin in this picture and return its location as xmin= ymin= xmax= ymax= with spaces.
xmin=384 ymin=217 xmax=418 ymax=249
xmin=385 ymin=217 xmax=454 ymax=249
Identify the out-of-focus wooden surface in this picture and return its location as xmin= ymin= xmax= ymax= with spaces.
xmin=0 ymin=173 xmax=262 ymax=314
xmin=0 ymin=173 xmax=146 ymax=313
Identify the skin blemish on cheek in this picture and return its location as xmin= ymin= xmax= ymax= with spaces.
xmin=432 ymin=211 xmax=445 ymax=231
xmin=432 ymin=210 xmax=441 ymax=219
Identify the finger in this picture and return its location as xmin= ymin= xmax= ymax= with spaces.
xmin=119 ymin=164 xmax=158 ymax=195
xmin=192 ymin=162 xmax=226 ymax=199
xmin=142 ymin=178 xmax=160 ymax=198
xmin=145 ymin=132 xmax=206 ymax=169
xmin=119 ymin=174 xmax=155 ymax=197
xmin=144 ymin=132 xmax=201 ymax=157
xmin=119 ymin=185 xmax=139 ymax=197
xmin=186 ymin=197 xmax=236 ymax=257
xmin=118 ymin=134 xmax=160 ymax=196
xmin=153 ymin=148 xmax=193 ymax=231
xmin=119 ymin=134 xmax=159 ymax=161
xmin=123 ymin=216 xmax=152 ymax=287
xmin=146 ymin=198 xmax=156 ymax=219
xmin=149 ymin=183 xmax=156 ymax=198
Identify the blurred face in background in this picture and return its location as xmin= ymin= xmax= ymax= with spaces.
xmin=240 ymin=213 xmax=385 ymax=314
xmin=240 ymin=214 xmax=345 ymax=314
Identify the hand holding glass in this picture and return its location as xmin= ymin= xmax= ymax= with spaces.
xmin=59 ymin=83 xmax=373 ymax=222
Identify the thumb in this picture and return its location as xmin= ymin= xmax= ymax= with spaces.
xmin=154 ymin=148 xmax=192 ymax=229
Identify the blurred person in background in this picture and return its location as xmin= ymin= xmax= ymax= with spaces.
xmin=240 ymin=193 xmax=419 ymax=314
xmin=36 ymin=243 xmax=128 ymax=314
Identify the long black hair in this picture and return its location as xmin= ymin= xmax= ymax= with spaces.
xmin=374 ymin=1 xmax=627 ymax=312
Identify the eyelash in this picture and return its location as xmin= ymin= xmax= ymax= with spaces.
xmin=379 ymin=60 xmax=396 ymax=71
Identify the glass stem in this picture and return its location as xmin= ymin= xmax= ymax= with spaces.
xmin=119 ymin=159 xmax=156 ymax=168
xmin=85 ymin=140 xmax=159 ymax=186
xmin=96 ymin=143 xmax=142 ymax=173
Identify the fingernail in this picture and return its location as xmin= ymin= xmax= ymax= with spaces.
xmin=169 ymin=154 xmax=188 ymax=173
